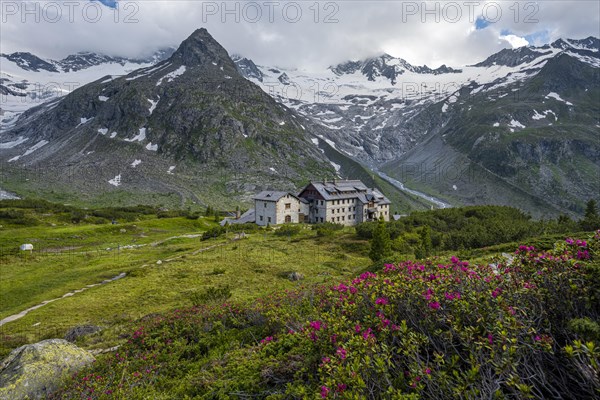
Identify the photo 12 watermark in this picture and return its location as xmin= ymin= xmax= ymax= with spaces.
xmin=198 ymin=1 xmax=340 ymax=23
xmin=1 ymin=1 xmax=140 ymax=23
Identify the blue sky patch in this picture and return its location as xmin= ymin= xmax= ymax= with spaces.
xmin=525 ymin=30 xmax=551 ymax=46
xmin=475 ymin=16 xmax=492 ymax=30
xmin=94 ymin=0 xmax=118 ymax=9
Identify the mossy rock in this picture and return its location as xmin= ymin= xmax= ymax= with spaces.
xmin=0 ymin=339 xmax=95 ymax=399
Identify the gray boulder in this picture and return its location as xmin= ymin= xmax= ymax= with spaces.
xmin=64 ymin=325 xmax=102 ymax=343
xmin=0 ymin=339 xmax=95 ymax=399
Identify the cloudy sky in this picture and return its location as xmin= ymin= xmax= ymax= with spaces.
xmin=1 ymin=0 xmax=599 ymax=70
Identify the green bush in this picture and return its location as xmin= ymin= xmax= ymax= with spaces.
xmin=313 ymin=222 xmax=344 ymax=237
xmin=0 ymin=209 xmax=38 ymax=226
xmin=187 ymin=285 xmax=232 ymax=306
xmin=275 ymin=224 xmax=302 ymax=237
xmin=201 ymin=226 xmax=226 ymax=240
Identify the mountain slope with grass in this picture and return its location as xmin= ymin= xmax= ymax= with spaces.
xmin=0 ymin=29 xmax=339 ymax=208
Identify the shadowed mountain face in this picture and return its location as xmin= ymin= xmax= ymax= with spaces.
xmin=0 ymin=29 xmax=337 ymax=208
xmin=382 ymin=52 xmax=600 ymax=218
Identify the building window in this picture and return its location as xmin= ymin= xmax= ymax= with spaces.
xmin=268 ymin=217 xmax=272 ymax=223
xmin=342 ymin=216 xmax=345 ymax=221
xmin=264 ymin=202 xmax=267 ymax=208
xmin=285 ymin=203 xmax=291 ymax=209
xmin=320 ymin=217 xmax=323 ymax=222
xmin=331 ymin=217 xmax=335 ymax=222
xmin=285 ymin=215 xmax=292 ymax=223
xmin=320 ymin=200 xmax=323 ymax=205
xmin=337 ymin=217 xmax=340 ymax=221
xmin=316 ymin=209 xmax=319 ymax=214
xmin=260 ymin=216 xmax=263 ymax=221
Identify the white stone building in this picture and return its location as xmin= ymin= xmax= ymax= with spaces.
xmin=298 ymin=180 xmax=391 ymax=226
xmin=253 ymin=191 xmax=310 ymax=226
xmin=252 ymin=180 xmax=390 ymax=226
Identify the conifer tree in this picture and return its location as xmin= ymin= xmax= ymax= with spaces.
xmin=369 ymin=215 xmax=392 ymax=262
xmin=420 ymin=225 xmax=432 ymax=257
xmin=581 ymin=199 xmax=599 ymax=231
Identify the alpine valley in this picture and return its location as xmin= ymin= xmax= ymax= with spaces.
xmin=1 ymin=30 xmax=598 ymax=216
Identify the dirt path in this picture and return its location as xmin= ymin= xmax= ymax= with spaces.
xmin=0 ymin=273 xmax=126 ymax=327
xmin=0 ymin=236 xmax=243 ymax=327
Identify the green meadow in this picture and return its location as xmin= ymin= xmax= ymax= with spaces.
xmin=0 ymin=205 xmax=375 ymax=358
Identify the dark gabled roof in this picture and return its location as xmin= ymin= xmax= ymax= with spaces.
xmin=301 ymin=180 xmax=391 ymax=205
xmin=220 ymin=208 xmax=256 ymax=226
xmin=253 ymin=191 xmax=291 ymax=202
xmin=305 ymin=180 xmax=369 ymax=201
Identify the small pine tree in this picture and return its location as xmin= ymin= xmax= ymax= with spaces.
xmin=205 ymin=206 xmax=213 ymax=217
xmin=369 ymin=215 xmax=392 ymax=262
xmin=420 ymin=225 xmax=432 ymax=257
xmin=414 ymin=245 xmax=425 ymax=260
xmin=581 ymin=199 xmax=599 ymax=231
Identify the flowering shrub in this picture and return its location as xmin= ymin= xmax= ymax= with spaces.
xmin=52 ymin=232 xmax=600 ymax=399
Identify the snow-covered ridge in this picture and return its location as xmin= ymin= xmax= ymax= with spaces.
xmin=232 ymin=36 xmax=597 ymax=164
xmin=0 ymin=49 xmax=172 ymax=123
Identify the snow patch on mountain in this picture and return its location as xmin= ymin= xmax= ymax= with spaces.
xmin=23 ymin=140 xmax=49 ymax=156
xmin=156 ymin=66 xmax=186 ymax=86
xmin=148 ymin=97 xmax=159 ymax=115
xmin=546 ymin=92 xmax=573 ymax=106
xmin=124 ymin=128 xmax=146 ymax=142
xmin=108 ymin=174 xmax=121 ymax=186
xmin=0 ymin=136 xmax=28 ymax=149
xmin=146 ymin=142 xmax=158 ymax=151
xmin=509 ymin=119 xmax=525 ymax=129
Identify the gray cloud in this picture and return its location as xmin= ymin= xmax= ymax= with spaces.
xmin=1 ymin=0 xmax=598 ymax=69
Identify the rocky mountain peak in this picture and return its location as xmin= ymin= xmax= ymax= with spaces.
xmin=171 ymin=28 xmax=235 ymax=70
xmin=0 ymin=52 xmax=58 ymax=72
xmin=231 ymin=55 xmax=264 ymax=82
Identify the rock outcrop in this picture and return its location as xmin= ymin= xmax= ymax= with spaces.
xmin=0 ymin=339 xmax=95 ymax=399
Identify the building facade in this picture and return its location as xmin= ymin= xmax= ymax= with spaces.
xmin=253 ymin=191 xmax=310 ymax=226
xmin=252 ymin=180 xmax=390 ymax=226
xmin=298 ymin=180 xmax=390 ymax=226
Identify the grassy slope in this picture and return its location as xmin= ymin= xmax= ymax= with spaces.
xmin=0 ymin=212 xmax=374 ymax=357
